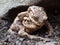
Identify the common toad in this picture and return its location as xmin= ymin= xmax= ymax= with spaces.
xmin=8 ymin=6 xmax=53 ymax=41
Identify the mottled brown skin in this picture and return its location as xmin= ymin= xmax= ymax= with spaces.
xmin=8 ymin=6 xmax=53 ymax=41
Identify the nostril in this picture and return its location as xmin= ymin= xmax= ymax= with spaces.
xmin=43 ymin=16 xmax=48 ymax=20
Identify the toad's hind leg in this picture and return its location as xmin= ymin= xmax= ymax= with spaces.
xmin=18 ymin=30 xmax=51 ymax=41
xmin=45 ymin=21 xmax=53 ymax=37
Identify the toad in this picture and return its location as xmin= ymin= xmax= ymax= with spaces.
xmin=8 ymin=6 xmax=53 ymax=41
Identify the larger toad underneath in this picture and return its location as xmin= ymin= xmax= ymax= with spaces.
xmin=8 ymin=6 xmax=53 ymax=41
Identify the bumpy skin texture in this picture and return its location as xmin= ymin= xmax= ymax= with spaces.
xmin=8 ymin=6 xmax=53 ymax=41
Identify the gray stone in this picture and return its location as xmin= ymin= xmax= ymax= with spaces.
xmin=36 ymin=41 xmax=57 ymax=45
xmin=0 ymin=0 xmax=40 ymax=17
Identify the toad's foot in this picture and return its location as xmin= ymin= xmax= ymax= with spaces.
xmin=18 ymin=30 xmax=52 ymax=42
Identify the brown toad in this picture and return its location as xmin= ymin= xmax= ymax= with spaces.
xmin=8 ymin=6 xmax=53 ymax=41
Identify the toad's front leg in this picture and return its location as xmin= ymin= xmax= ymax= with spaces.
xmin=45 ymin=21 xmax=53 ymax=37
xmin=18 ymin=29 xmax=52 ymax=42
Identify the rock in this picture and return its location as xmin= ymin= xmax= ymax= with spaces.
xmin=15 ymin=41 xmax=21 ymax=45
xmin=0 ymin=0 xmax=60 ymax=17
xmin=0 ymin=0 xmax=40 ymax=17
xmin=36 ymin=41 xmax=57 ymax=45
